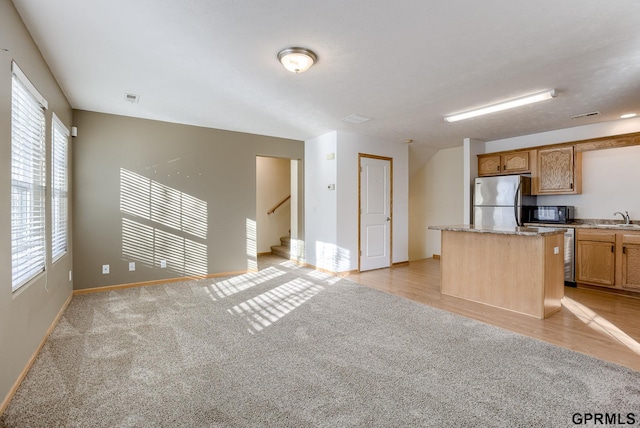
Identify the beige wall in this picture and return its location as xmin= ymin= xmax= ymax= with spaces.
xmin=256 ymin=156 xmax=291 ymax=253
xmin=409 ymin=146 xmax=464 ymax=259
xmin=0 ymin=1 xmax=73 ymax=410
xmin=72 ymin=110 xmax=302 ymax=289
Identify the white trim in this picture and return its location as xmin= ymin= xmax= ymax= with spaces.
xmin=51 ymin=113 xmax=69 ymax=262
xmin=11 ymin=61 xmax=48 ymax=109
xmin=52 ymin=112 xmax=70 ymax=137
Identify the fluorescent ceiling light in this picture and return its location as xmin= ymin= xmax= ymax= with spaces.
xmin=444 ymin=89 xmax=557 ymax=123
xmin=620 ymin=113 xmax=637 ymax=119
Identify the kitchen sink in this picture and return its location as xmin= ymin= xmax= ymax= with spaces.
xmin=595 ymin=224 xmax=640 ymax=229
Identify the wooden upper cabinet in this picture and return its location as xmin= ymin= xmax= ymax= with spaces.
xmin=478 ymin=154 xmax=501 ymax=176
xmin=502 ymin=152 xmax=529 ymax=174
xmin=534 ymin=146 xmax=582 ymax=194
xmin=478 ymin=151 xmax=529 ymax=176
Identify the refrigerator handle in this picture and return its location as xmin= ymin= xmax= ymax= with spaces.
xmin=514 ymin=180 xmax=522 ymax=226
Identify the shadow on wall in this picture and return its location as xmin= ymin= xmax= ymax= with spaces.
xmin=315 ymin=241 xmax=351 ymax=273
xmin=119 ymin=168 xmax=208 ymax=276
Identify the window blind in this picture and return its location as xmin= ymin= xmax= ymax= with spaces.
xmin=51 ymin=114 xmax=69 ymax=262
xmin=11 ymin=62 xmax=47 ymax=291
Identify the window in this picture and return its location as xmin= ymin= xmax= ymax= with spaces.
xmin=51 ymin=114 xmax=69 ymax=262
xmin=11 ymin=62 xmax=48 ymax=292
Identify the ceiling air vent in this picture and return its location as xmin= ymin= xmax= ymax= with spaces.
xmin=571 ymin=111 xmax=600 ymax=120
xmin=124 ymin=93 xmax=140 ymax=103
xmin=342 ymin=114 xmax=372 ymax=124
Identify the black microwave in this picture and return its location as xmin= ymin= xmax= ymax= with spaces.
xmin=526 ymin=206 xmax=574 ymax=224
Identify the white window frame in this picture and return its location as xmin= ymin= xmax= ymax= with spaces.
xmin=11 ymin=61 xmax=48 ymax=292
xmin=51 ymin=113 xmax=69 ymax=262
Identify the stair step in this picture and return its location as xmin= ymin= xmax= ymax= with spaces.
xmin=271 ymin=245 xmax=290 ymax=259
xmin=280 ymin=236 xmax=291 ymax=247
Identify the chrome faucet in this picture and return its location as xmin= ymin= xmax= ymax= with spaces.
xmin=614 ymin=211 xmax=631 ymax=224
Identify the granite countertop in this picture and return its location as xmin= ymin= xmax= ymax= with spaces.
xmin=428 ymin=224 xmax=567 ymax=236
xmin=524 ymin=220 xmax=640 ymax=231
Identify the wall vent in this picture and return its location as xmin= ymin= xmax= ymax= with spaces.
xmin=571 ymin=111 xmax=600 ymax=120
xmin=124 ymin=93 xmax=140 ymax=103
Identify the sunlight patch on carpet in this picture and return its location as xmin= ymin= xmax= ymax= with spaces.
xmin=229 ymin=278 xmax=324 ymax=333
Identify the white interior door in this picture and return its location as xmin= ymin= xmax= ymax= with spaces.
xmin=360 ymin=155 xmax=391 ymax=271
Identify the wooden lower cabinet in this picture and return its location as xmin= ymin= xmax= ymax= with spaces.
xmin=440 ymin=229 xmax=563 ymax=319
xmin=576 ymin=228 xmax=640 ymax=294
xmin=576 ymin=240 xmax=615 ymax=287
xmin=621 ymin=234 xmax=640 ymax=290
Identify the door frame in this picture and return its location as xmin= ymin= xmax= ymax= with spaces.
xmin=358 ymin=153 xmax=393 ymax=271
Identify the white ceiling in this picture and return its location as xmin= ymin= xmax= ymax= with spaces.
xmin=11 ymin=0 xmax=640 ymax=157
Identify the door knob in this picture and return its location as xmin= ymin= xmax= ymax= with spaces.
xmin=386 ymin=217 xmax=391 ymax=221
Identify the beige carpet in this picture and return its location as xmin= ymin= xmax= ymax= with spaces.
xmin=2 ymin=257 xmax=639 ymax=427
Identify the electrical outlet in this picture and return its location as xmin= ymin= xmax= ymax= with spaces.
xmin=553 ymin=246 xmax=560 ymax=255
xmin=129 ymin=262 xmax=136 ymax=271
xmin=160 ymin=259 xmax=167 ymax=268
xmin=102 ymin=264 xmax=110 ymax=274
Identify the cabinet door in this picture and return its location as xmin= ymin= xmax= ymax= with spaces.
xmin=536 ymin=146 xmax=576 ymax=194
xmin=502 ymin=152 xmax=529 ymax=174
xmin=576 ymin=240 xmax=616 ymax=287
xmin=621 ymin=233 xmax=640 ymax=290
xmin=621 ymin=244 xmax=640 ymax=290
xmin=478 ymin=154 xmax=501 ymax=176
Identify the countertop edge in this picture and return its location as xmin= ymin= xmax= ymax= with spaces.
xmin=428 ymin=224 xmax=567 ymax=236
xmin=524 ymin=222 xmax=640 ymax=231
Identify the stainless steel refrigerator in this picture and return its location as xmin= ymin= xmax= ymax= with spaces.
xmin=473 ymin=175 xmax=536 ymax=227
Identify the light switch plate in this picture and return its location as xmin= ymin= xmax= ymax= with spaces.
xmin=102 ymin=264 xmax=110 ymax=274
xmin=129 ymin=262 xmax=135 ymax=271
xmin=160 ymin=259 xmax=167 ymax=268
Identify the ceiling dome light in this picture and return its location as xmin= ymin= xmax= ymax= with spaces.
xmin=620 ymin=113 xmax=637 ymax=119
xmin=277 ymin=47 xmax=317 ymax=73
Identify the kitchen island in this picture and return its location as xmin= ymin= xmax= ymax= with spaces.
xmin=428 ymin=225 xmax=567 ymax=319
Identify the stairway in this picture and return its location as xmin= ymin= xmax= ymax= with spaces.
xmin=271 ymin=236 xmax=291 ymax=259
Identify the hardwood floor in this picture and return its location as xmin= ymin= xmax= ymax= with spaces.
xmin=348 ymin=258 xmax=640 ymax=372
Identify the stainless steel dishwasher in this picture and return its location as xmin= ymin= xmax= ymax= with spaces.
xmin=564 ymin=228 xmax=575 ymax=285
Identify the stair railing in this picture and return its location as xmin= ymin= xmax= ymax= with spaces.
xmin=267 ymin=194 xmax=291 ymax=215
